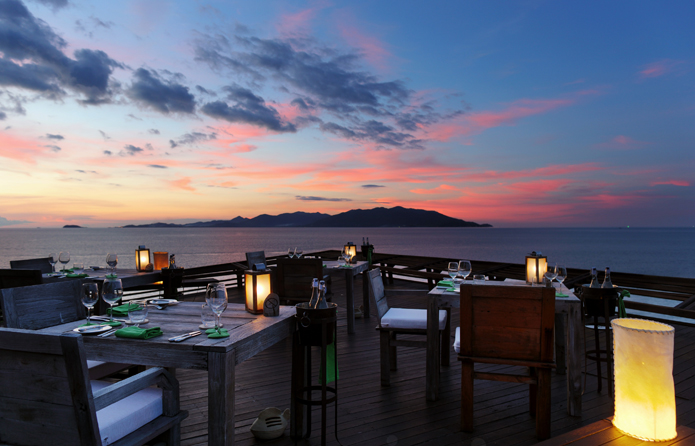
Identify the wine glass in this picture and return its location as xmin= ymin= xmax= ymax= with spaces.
xmin=447 ymin=262 xmax=459 ymax=283
xmin=106 ymin=253 xmax=118 ymax=276
xmin=288 ymin=248 xmax=295 ymax=259
xmin=206 ymin=283 xmax=228 ymax=335
xmin=342 ymin=251 xmax=351 ymax=265
xmin=102 ymin=278 xmax=123 ymax=323
xmin=48 ymin=253 xmax=58 ymax=274
xmin=58 ymin=251 xmax=70 ymax=273
xmin=81 ymin=282 xmax=99 ymax=325
xmin=295 ymin=247 xmax=303 ymax=259
xmin=544 ymin=264 xmax=558 ymax=285
xmin=458 ymin=260 xmax=472 ymax=282
xmin=128 ymin=301 xmax=149 ymax=327
xmin=556 ymin=264 xmax=568 ymax=287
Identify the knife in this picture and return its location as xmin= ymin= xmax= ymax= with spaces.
xmin=168 ymin=331 xmax=202 ymax=342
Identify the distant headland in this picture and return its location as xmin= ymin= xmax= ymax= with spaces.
xmin=122 ymin=206 xmax=492 ymax=228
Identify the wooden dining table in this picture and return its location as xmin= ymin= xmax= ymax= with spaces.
xmin=42 ymin=268 xmax=162 ymax=288
xmin=426 ymin=279 xmax=583 ymax=417
xmin=38 ymin=302 xmax=296 ymax=446
xmin=323 ymin=260 xmax=370 ymax=334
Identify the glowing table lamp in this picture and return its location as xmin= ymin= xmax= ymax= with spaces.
xmin=525 ymin=251 xmax=547 ymax=285
xmin=135 ymin=245 xmax=151 ymax=272
xmin=153 ymin=251 xmax=169 ymax=271
xmin=245 ymin=269 xmax=272 ymax=314
xmin=344 ymin=242 xmax=357 ymax=263
xmin=612 ymin=318 xmax=677 ymax=442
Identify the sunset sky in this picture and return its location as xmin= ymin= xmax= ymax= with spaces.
xmin=1 ymin=0 xmax=693 ymax=228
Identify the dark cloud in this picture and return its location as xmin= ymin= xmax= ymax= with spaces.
xmin=123 ymin=144 xmax=143 ymax=155
xmin=148 ymin=128 xmax=160 ymax=134
xmin=0 ymin=0 xmax=121 ymax=103
xmin=45 ymin=133 xmax=63 ymax=140
xmin=0 ymin=215 xmax=29 ymax=226
xmin=0 ymin=111 xmax=6 ymax=120
xmin=195 ymin=85 xmax=215 ymax=96
xmin=99 ymin=130 xmax=110 ymax=140
xmin=201 ymin=85 xmax=296 ymax=132
xmin=127 ymin=68 xmax=196 ymax=114
xmin=103 ymin=150 xmax=112 ymax=155
xmin=148 ymin=164 xmax=167 ymax=169
xmin=362 ymin=184 xmax=385 ymax=188
xmin=76 ymin=169 xmax=97 ymax=174
xmin=45 ymin=144 xmax=61 ymax=152
xmin=28 ymin=0 xmax=67 ymax=9
xmin=169 ymin=131 xmax=216 ymax=148
xmin=321 ymin=119 xmax=424 ymax=149
xmin=296 ymin=196 xmax=352 ymax=202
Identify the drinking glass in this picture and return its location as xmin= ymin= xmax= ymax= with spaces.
xmin=106 ymin=253 xmax=118 ymax=275
xmin=295 ymin=247 xmax=303 ymax=259
xmin=81 ymin=282 xmax=99 ymax=325
xmin=342 ymin=251 xmax=351 ymax=265
xmin=288 ymin=248 xmax=295 ymax=259
xmin=458 ymin=260 xmax=472 ymax=282
xmin=48 ymin=253 xmax=58 ymax=274
xmin=102 ymin=278 xmax=123 ymax=323
xmin=206 ymin=283 xmax=228 ymax=334
xmin=128 ymin=301 xmax=149 ymax=327
xmin=556 ymin=264 xmax=568 ymax=286
xmin=200 ymin=303 xmax=218 ymax=329
xmin=473 ymin=274 xmax=486 ymax=284
xmin=59 ymin=251 xmax=70 ymax=272
xmin=73 ymin=263 xmax=84 ymax=275
xmin=447 ymin=262 xmax=459 ymax=283
xmin=544 ymin=264 xmax=558 ymax=284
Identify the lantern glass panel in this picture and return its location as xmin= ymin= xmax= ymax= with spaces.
xmin=525 ymin=255 xmax=547 ymax=284
xmin=245 ymin=271 xmax=272 ymax=313
xmin=136 ymin=247 xmax=151 ymax=272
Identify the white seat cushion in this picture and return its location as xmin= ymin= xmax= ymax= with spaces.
xmin=91 ymin=380 xmax=163 ymax=445
xmin=87 ymin=360 xmax=130 ymax=380
xmin=454 ymin=326 xmax=460 ymax=353
xmin=381 ymin=308 xmax=447 ymax=330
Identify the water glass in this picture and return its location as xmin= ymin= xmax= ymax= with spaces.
xmin=73 ymin=263 xmax=84 ymax=275
xmin=200 ymin=303 xmax=220 ymax=329
xmin=128 ymin=301 xmax=149 ymax=327
xmin=473 ymin=274 xmax=486 ymax=284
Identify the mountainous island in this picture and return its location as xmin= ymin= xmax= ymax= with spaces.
xmin=122 ymin=207 xmax=492 ymax=228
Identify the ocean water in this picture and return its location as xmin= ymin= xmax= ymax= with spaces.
xmin=0 ymin=227 xmax=693 ymax=278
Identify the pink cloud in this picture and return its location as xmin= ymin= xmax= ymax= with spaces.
xmin=410 ymin=184 xmax=459 ymax=195
xmin=594 ymin=135 xmax=650 ymax=150
xmin=639 ymin=59 xmax=684 ymax=79
xmin=276 ymin=7 xmax=322 ymax=36
xmin=0 ymin=133 xmax=52 ymax=164
xmin=339 ymin=24 xmax=393 ymax=72
xmin=168 ymin=177 xmax=196 ymax=192
xmin=651 ymin=180 xmax=690 ymax=187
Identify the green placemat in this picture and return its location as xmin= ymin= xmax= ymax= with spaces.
xmin=114 ymin=326 xmax=162 ymax=339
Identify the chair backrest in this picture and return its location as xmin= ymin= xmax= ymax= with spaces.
xmin=366 ymin=268 xmax=391 ymax=322
xmin=0 ymin=328 xmax=101 ymax=446
xmin=10 ymin=257 xmax=53 ymax=274
xmin=459 ymin=284 xmax=555 ymax=363
xmin=245 ymin=251 xmax=267 ymax=270
xmin=0 ymin=269 xmax=43 ymax=289
xmin=275 ymin=258 xmax=323 ymax=300
xmin=0 ymin=280 xmax=86 ymax=329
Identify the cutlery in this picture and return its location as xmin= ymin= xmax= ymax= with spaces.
xmin=168 ymin=331 xmax=202 ymax=342
xmin=97 ymin=328 xmax=118 ymax=337
xmin=91 ymin=316 xmax=129 ymax=323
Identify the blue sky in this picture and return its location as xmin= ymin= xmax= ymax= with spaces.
xmin=0 ymin=0 xmax=693 ymax=227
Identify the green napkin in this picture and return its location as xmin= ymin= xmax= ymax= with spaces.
xmin=208 ymin=328 xmax=229 ymax=338
xmin=555 ymin=292 xmax=569 ymax=298
xmin=319 ymin=341 xmax=339 ymax=384
xmin=114 ymin=326 xmax=162 ymax=339
xmin=437 ymin=280 xmax=454 ymax=287
xmin=105 ymin=273 xmax=118 ymax=279
xmin=60 ymin=268 xmax=74 ymax=273
xmin=108 ymin=302 xmax=141 ymax=317
xmin=80 ymin=320 xmax=120 ymax=327
xmin=618 ymin=289 xmax=631 ymax=318
xmin=66 ymin=273 xmax=89 ymax=278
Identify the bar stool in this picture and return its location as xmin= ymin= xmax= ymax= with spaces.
xmin=579 ymin=285 xmax=618 ymax=396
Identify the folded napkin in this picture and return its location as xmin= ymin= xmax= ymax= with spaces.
xmin=108 ymin=302 xmax=141 ymax=317
xmin=555 ymin=292 xmax=569 ymax=298
xmin=80 ymin=320 xmax=121 ymax=327
xmin=66 ymin=273 xmax=89 ymax=278
xmin=207 ymin=328 xmax=230 ymax=338
xmin=105 ymin=273 xmax=118 ymax=279
xmin=114 ymin=326 xmax=162 ymax=339
xmin=437 ymin=280 xmax=454 ymax=287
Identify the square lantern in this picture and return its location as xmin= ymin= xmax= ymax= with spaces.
xmin=344 ymin=242 xmax=357 ymax=263
xmin=153 ymin=251 xmax=169 ymax=271
xmin=612 ymin=318 xmax=677 ymax=441
xmin=245 ymin=269 xmax=272 ymax=314
xmin=525 ymin=251 xmax=547 ymax=285
xmin=135 ymin=245 xmax=151 ymax=272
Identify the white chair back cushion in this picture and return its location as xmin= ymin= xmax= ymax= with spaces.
xmin=454 ymin=326 xmax=460 ymax=353
xmin=91 ymin=380 xmax=163 ymax=445
xmin=380 ymin=308 xmax=447 ymax=330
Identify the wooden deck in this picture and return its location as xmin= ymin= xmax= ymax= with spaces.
xmin=176 ymin=273 xmax=695 ymax=446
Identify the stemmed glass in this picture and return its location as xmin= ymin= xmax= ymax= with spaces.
xmin=206 ymin=283 xmax=228 ymax=335
xmin=106 ymin=253 xmax=118 ymax=276
xmin=81 ymin=282 xmax=99 ymax=325
xmin=555 ymin=264 xmax=568 ymax=287
xmin=102 ymin=278 xmax=123 ymax=323
xmin=458 ymin=260 xmax=472 ymax=282
xmin=295 ymin=247 xmax=303 ymax=259
xmin=48 ymin=253 xmax=58 ymax=274
xmin=59 ymin=251 xmax=70 ymax=273
xmin=544 ymin=264 xmax=558 ymax=285
xmin=288 ymin=248 xmax=295 ymax=259
xmin=447 ymin=262 xmax=459 ymax=283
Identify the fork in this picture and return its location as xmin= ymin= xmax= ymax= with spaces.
xmin=97 ymin=328 xmax=118 ymax=337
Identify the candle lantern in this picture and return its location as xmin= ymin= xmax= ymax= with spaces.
xmin=612 ymin=318 xmax=676 ymax=442
xmin=344 ymin=242 xmax=357 ymax=263
xmin=245 ymin=269 xmax=272 ymax=314
xmin=135 ymin=245 xmax=151 ymax=272
xmin=153 ymin=251 xmax=169 ymax=271
xmin=525 ymin=251 xmax=547 ymax=285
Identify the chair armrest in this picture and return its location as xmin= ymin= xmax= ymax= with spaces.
xmin=92 ymin=366 xmax=178 ymax=411
xmin=383 ymin=289 xmax=428 ymax=296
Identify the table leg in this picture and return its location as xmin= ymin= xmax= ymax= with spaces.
xmin=208 ymin=350 xmax=235 ymax=446
xmin=426 ymin=295 xmax=440 ymax=401
xmin=346 ymin=269 xmax=355 ymax=334
xmin=362 ymin=271 xmax=370 ymax=318
xmin=565 ymin=303 xmax=583 ymax=416
xmin=555 ymin=314 xmax=566 ymax=375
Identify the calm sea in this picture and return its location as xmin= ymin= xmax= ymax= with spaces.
xmin=0 ymin=227 xmax=693 ymax=278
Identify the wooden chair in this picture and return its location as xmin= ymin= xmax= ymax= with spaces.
xmin=245 ymin=251 xmax=267 ymax=270
xmin=275 ymin=257 xmax=328 ymax=303
xmin=0 ymin=268 xmax=43 ymax=289
xmin=0 ymin=328 xmax=187 ymax=446
xmin=0 ymin=280 xmax=132 ymax=380
xmin=10 ymin=257 xmax=53 ymax=274
xmin=457 ymin=284 xmax=555 ymax=440
xmin=366 ymin=268 xmax=450 ymax=387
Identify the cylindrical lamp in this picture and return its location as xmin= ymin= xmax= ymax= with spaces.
xmin=135 ymin=245 xmax=151 ymax=272
xmin=344 ymin=242 xmax=357 ymax=262
xmin=525 ymin=251 xmax=547 ymax=284
xmin=612 ymin=318 xmax=676 ymax=441
xmin=153 ymin=251 xmax=169 ymax=270
xmin=245 ymin=269 xmax=272 ymax=314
